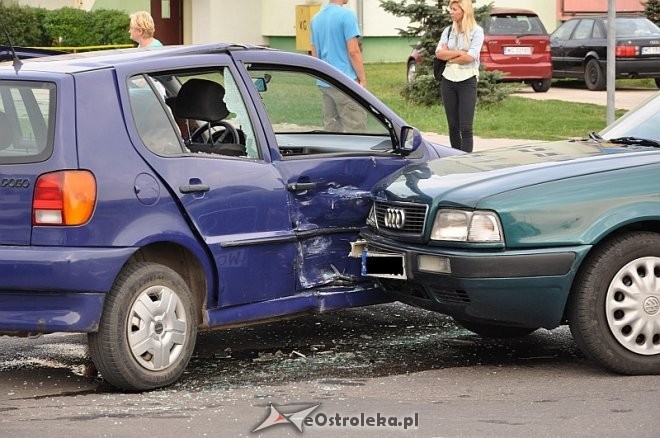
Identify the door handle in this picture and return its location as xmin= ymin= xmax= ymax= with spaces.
xmin=179 ymin=184 xmax=210 ymax=194
xmin=287 ymin=182 xmax=317 ymax=191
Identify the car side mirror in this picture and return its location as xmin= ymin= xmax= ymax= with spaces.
xmin=399 ymin=126 xmax=422 ymax=155
xmin=253 ymin=77 xmax=267 ymax=92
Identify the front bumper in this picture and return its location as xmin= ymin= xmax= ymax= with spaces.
xmin=359 ymin=229 xmax=591 ymax=329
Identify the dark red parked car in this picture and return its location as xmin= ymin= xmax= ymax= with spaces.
xmin=407 ymin=8 xmax=553 ymax=92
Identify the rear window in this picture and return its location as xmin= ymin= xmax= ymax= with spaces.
xmin=0 ymin=80 xmax=55 ymax=164
xmin=484 ymin=14 xmax=548 ymax=36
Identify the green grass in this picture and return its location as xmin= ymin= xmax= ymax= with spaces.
xmin=365 ymin=63 xmax=635 ymax=141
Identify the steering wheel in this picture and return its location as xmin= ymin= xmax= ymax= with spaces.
xmin=190 ymin=120 xmax=240 ymax=145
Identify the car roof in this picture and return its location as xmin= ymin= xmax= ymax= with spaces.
xmin=0 ymin=43 xmax=272 ymax=74
xmin=490 ymin=7 xmax=539 ymax=17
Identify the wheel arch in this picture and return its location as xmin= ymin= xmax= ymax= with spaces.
xmin=125 ymin=242 xmax=211 ymax=328
xmin=562 ymin=219 xmax=660 ymax=322
xmin=582 ymin=52 xmax=601 ymax=66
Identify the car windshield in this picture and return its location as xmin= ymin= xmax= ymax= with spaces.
xmin=599 ymin=93 xmax=660 ymax=141
xmin=485 ymin=14 xmax=547 ymax=35
xmin=603 ymin=17 xmax=660 ymax=37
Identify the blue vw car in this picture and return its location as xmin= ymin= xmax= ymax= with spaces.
xmin=0 ymin=44 xmax=457 ymax=390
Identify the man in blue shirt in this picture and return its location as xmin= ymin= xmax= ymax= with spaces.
xmin=310 ymin=0 xmax=367 ymax=132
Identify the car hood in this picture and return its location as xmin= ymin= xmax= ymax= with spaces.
xmin=373 ymin=139 xmax=660 ymax=207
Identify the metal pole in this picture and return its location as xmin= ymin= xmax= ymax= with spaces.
xmin=606 ymin=0 xmax=616 ymax=125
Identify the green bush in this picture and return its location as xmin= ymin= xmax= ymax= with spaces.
xmin=0 ymin=4 xmax=131 ymax=48
xmin=401 ymin=74 xmax=440 ymax=106
xmin=0 ymin=4 xmax=50 ymax=46
xmin=90 ymin=9 xmax=132 ymax=46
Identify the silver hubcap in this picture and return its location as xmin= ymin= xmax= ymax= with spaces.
xmin=128 ymin=285 xmax=188 ymax=370
xmin=606 ymin=257 xmax=660 ymax=355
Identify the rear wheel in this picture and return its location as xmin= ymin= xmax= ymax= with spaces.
xmin=655 ymin=78 xmax=660 ymax=88
xmin=88 ymin=262 xmax=198 ymax=390
xmin=568 ymin=232 xmax=660 ymax=375
xmin=453 ymin=319 xmax=537 ymax=338
xmin=530 ymin=78 xmax=552 ymax=92
xmin=584 ymin=59 xmax=606 ymax=91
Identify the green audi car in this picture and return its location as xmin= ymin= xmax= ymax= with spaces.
xmin=358 ymin=92 xmax=660 ymax=375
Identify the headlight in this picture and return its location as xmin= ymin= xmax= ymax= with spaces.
xmin=430 ymin=209 xmax=502 ymax=242
xmin=366 ymin=204 xmax=378 ymax=228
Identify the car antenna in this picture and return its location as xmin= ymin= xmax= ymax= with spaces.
xmin=0 ymin=14 xmax=22 ymax=71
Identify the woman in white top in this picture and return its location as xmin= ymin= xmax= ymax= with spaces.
xmin=435 ymin=0 xmax=484 ymax=153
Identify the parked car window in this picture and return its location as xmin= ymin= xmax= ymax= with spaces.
xmin=573 ymin=19 xmax=594 ymax=40
xmin=0 ymin=81 xmax=54 ymax=164
xmin=551 ymin=19 xmax=579 ymax=42
xmin=608 ymin=17 xmax=660 ymax=37
xmin=248 ymin=68 xmax=392 ymax=157
xmin=592 ymin=21 xmax=605 ymax=39
xmin=487 ymin=15 xmax=545 ymax=36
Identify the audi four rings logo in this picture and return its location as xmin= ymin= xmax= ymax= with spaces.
xmin=384 ymin=208 xmax=406 ymax=229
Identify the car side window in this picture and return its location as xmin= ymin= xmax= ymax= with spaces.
xmin=128 ymin=76 xmax=184 ymax=156
xmin=573 ymin=19 xmax=594 ymax=40
xmin=248 ymin=68 xmax=392 ymax=158
xmin=0 ymin=81 xmax=54 ymax=164
xmin=130 ymin=68 xmax=260 ymax=159
xmin=552 ymin=20 xmax=579 ymax=42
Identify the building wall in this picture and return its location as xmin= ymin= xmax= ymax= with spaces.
xmin=188 ymin=0 xmax=264 ymax=45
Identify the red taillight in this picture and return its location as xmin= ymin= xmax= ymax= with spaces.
xmin=33 ymin=170 xmax=97 ymax=226
xmin=616 ymin=45 xmax=638 ymax=57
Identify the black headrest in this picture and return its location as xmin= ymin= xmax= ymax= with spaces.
xmin=0 ymin=111 xmax=14 ymax=150
xmin=174 ymin=78 xmax=230 ymax=122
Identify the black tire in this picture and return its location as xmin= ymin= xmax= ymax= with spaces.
xmin=88 ymin=262 xmax=198 ymax=390
xmin=655 ymin=78 xmax=660 ymax=89
xmin=584 ymin=58 xmax=606 ymax=91
xmin=568 ymin=232 xmax=660 ymax=375
xmin=453 ymin=318 xmax=537 ymax=338
xmin=406 ymin=60 xmax=417 ymax=83
xmin=530 ymin=78 xmax=552 ymax=93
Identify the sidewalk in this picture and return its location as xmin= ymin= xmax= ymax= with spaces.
xmin=512 ymin=85 xmax=655 ymax=110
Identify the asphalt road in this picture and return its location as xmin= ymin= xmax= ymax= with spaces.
xmin=1 ymin=302 xmax=659 ymax=437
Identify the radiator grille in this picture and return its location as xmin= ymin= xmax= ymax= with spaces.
xmin=374 ymin=201 xmax=428 ymax=235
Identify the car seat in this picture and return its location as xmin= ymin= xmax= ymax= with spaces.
xmin=173 ymin=78 xmax=246 ymax=157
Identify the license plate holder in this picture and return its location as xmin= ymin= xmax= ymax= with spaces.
xmin=361 ymin=250 xmax=407 ymax=280
xmin=503 ymin=46 xmax=532 ymax=56
xmin=642 ymin=46 xmax=660 ymax=55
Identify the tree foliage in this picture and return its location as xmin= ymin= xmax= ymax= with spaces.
xmin=645 ymin=0 xmax=660 ymax=26
xmin=0 ymin=4 xmax=131 ymax=47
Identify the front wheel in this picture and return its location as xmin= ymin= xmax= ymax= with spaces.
xmin=530 ymin=78 xmax=551 ymax=93
xmin=568 ymin=232 xmax=660 ymax=375
xmin=584 ymin=59 xmax=606 ymax=91
xmin=88 ymin=262 xmax=198 ymax=390
xmin=453 ymin=318 xmax=537 ymax=338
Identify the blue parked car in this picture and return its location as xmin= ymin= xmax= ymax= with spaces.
xmin=0 ymin=43 xmax=457 ymax=390
xmin=359 ymin=92 xmax=660 ymax=375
